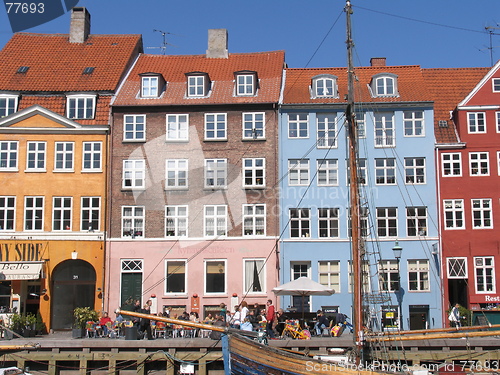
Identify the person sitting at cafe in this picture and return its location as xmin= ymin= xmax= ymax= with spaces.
xmin=275 ymin=308 xmax=288 ymax=336
xmin=98 ymin=312 xmax=113 ymax=337
xmin=314 ymin=310 xmax=329 ymax=336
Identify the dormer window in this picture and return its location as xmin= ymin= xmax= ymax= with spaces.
xmin=0 ymin=95 xmax=18 ymax=117
xmin=140 ymin=73 xmax=165 ymax=98
xmin=66 ymin=94 xmax=95 ymax=119
xmin=311 ymin=74 xmax=337 ymax=98
xmin=235 ymin=71 xmax=258 ymax=96
xmin=370 ymin=73 xmax=398 ymax=97
xmin=186 ymin=72 xmax=211 ymax=97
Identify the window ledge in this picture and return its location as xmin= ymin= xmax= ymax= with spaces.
xmin=53 ymin=170 xmax=75 ymax=173
xmin=242 ymin=138 xmax=267 ymax=142
xmin=24 ymin=169 xmax=47 ymax=173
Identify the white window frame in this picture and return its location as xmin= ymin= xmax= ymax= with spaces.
xmin=471 ymin=198 xmax=493 ymax=229
xmin=374 ymin=112 xmax=395 ymax=147
xmin=82 ymin=142 xmax=102 ymax=172
xmin=347 ymin=158 xmax=367 ymax=185
xmin=24 ymin=196 xmax=44 ymax=231
xmin=123 ymin=115 xmax=146 ymax=142
xmin=442 ymin=153 xmax=462 ymax=177
xmin=165 ymin=159 xmax=188 ymax=189
xmin=318 ymin=208 xmax=340 ymax=238
xmin=444 ymin=199 xmax=465 ymax=230
xmin=447 ymin=257 xmax=468 ymax=279
xmin=312 ymin=75 xmax=337 ymax=98
xmin=205 ymin=159 xmax=227 ymax=189
xmin=288 ymin=113 xmax=309 ymax=138
xmin=375 ymin=158 xmax=396 ymax=185
xmin=318 ymin=261 xmax=340 ymax=292
xmin=54 ymin=142 xmax=74 ymax=172
xmin=165 ymin=259 xmax=187 ymax=295
xmin=205 ymin=113 xmax=227 ymax=140
xmin=0 ymin=141 xmax=18 ymax=171
xmin=406 ymin=206 xmax=427 ymax=237
xmin=469 ymin=152 xmax=489 ymax=176
xmin=375 ymin=76 xmax=396 ymax=96
xmin=474 ymin=256 xmax=496 ymax=293
xmin=288 ymin=159 xmax=309 ymax=186
xmin=165 ymin=205 xmax=188 ymax=237
xmin=52 ymin=197 xmax=72 ymax=231
xmin=81 ymin=197 xmax=100 ymax=231
xmin=166 ymin=114 xmax=189 ymax=141
xmin=0 ymin=196 xmax=15 ymax=231
xmin=408 ymin=260 xmax=430 ymax=292
xmin=376 ymin=207 xmax=398 ymax=238
xmin=204 ymin=259 xmax=227 ymax=295
xmin=379 ymin=260 xmax=399 ymax=292
xmin=404 ymin=157 xmax=426 ymax=184
xmin=348 ymin=207 xmax=370 ymax=238
xmin=121 ymin=206 xmax=145 ymax=238
xmin=496 ymin=112 xmax=500 ymax=133
xmin=236 ymin=74 xmax=256 ymax=96
xmin=403 ymin=110 xmax=424 ymax=136
xmin=26 ymin=141 xmax=46 ymax=171
xmin=141 ymin=76 xmax=159 ymax=97
xmin=316 ymin=113 xmax=337 ymax=148
xmin=498 ymin=151 xmax=500 ymax=176
xmin=348 ymin=261 xmax=371 ymax=293
xmin=66 ymin=95 xmax=95 ymax=119
xmin=242 ymin=112 xmax=265 ymax=139
xmin=290 ymin=208 xmax=311 ymax=238
xmin=467 ymin=112 xmax=486 ymax=133
xmin=243 ymin=158 xmax=265 ymax=188
xmin=0 ymin=95 xmax=17 ymax=117
xmin=244 ymin=259 xmax=265 ymax=294
xmin=242 ymin=204 xmax=266 ymax=236
xmin=493 ymin=78 xmax=500 ymax=92
xmin=317 ymin=159 xmax=338 ymax=186
xmin=204 ymin=205 xmax=227 ymax=237
xmin=123 ymin=159 xmax=145 ymax=189
xmin=187 ymin=75 xmax=207 ymax=97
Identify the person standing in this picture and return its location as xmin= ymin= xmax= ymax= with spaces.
xmin=266 ymin=299 xmax=275 ymax=338
xmin=140 ymin=300 xmax=154 ymax=340
xmin=449 ymin=303 xmax=461 ymax=329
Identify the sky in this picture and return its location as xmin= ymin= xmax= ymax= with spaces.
xmin=0 ymin=0 xmax=499 ymax=69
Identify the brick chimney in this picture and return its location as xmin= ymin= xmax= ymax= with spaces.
xmin=69 ymin=7 xmax=91 ymax=43
xmin=370 ymin=57 xmax=386 ymax=67
xmin=206 ymin=29 xmax=228 ymax=58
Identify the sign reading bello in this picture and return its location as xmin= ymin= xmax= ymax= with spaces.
xmin=0 ymin=242 xmax=46 ymax=280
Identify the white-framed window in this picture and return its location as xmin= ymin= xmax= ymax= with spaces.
xmin=204 ymin=205 xmax=227 ymax=237
xmin=444 ymin=199 xmax=464 ymax=229
xmin=472 ymin=198 xmax=492 ymax=228
xmin=379 ymin=260 xmax=399 ymax=292
xmin=52 ymin=197 xmax=72 ymax=231
xmin=376 ymin=207 xmax=397 ymax=238
xmin=67 ymin=95 xmax=95 ymax=119
xmin=312 ymin=75 xmax=337 ymax=98
xmin=468 ymin=112 xmax=486 ymax=133
xmin=0 ymin=141 xmax=18 ymax=170
xmin=24 ymin=196 xmax=44 ymax=231
xmin=81 ymin=196 xmax=100 ymax=231
xmin=205 ymin=260 xmax=226 ymax=294
xmin=242 ymin=112 xmax=265 ymax=139
xmin=405 ymin=157 xmax=426 ymax=184
xmin=122 ymin=206 xmax=144 ymax=238
xmin=347 ymin=158 xmax=367 ymax=185
xmin=374 ymin=112 xmax=395 ymax=147
xmin=165 ymin=205 xmax=188 ymax=237
xmin=348 ymin=207 xmax=370 ymax=237
xmin=469 ymin=152 xmax=489 ymax=176
xmin=82 ymin=142 xmax=102 ymax=171
xmin=236 ymin=73 xmax=256 ymax=96
xmin=290 ymin=208 xmax=310 ymax=238
xmin=187 ymin=74 xmax=210 ymax=97
xmin=205 ymin=159 xmax=227 ymax=188
xmin=474 ymin=256 xmax=495 ymax=293
xmin=493 ymin=78 xmax=500 ymax=92
xmin=54 ymin=142 xmax=74 ymax=171
xmin=318 ymin=208 xmax=339 ymax=238
xmin=447 ymin=257 xmax=467 ymax=279
xmin=317 ymin=113 xmax=337 ymax=148
xmin=242 ymin=204 xmax=266 ymax=236
xmin=348 ymin=261 xmax=371 ymax=293
xmin=205 ymin=113 xmax=227 ymax=140
xmin=498 ymin=151 xmax=500 ymax=175
xmin=408 ymin=260 xmax=430 ymax=291
xmin=0 ymin=196 xmax=15 ymax=231
xmin=0 ymin=95 xmax=17 ymax=117
xmin=317 ymin=159 xmax=338 ymax=186
xmin=288 ymin=113 xmax=308 ymax=138
xmin=319 ymin=261 xmax=340 ymax=291
xmin=292 ymin=262 xmax=311 ymax=279
xmin=244 ymin=259 xmax=265 ymax=293
xmin=288 ymin=159 xmax=309 ymax=186
xmin=243 ymin=158 xmax=265 ymax=188
xmin=123 ymin=115 xmax=146 ymax=141
xmin=141 ymin=76 xmax=159 ymax=97
xmin=123 ymin=160 xmax=145 ymax=189
xmin=406 ymin=207 xmax=427 ymax=237
xmin=165 ymin=260 xmax=187 ymax=294
xmin=403 ymin=111 xmax=424 ymax=136
xmin=165 ymin=159 xmax=188 ymax=189
xmin=496 ymin=112 xmax=500 ymax=133
xmin=372 ymin=74 xmax=398 ymax=97
xmin=375 ymin=158 xmax=396 ymax=185
xmin=166 ymin=114 xmax=189 ymax=141
xmin=26 ymin=141 xmax=46 ymax=171
xmin=442 ymin=153 xmax=462 ymax=176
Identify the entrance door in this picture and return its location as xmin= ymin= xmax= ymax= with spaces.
xmin=51 ymin=260 xmax=96 ymax=330
xmin=448 ymin=279 xmax=468 ymax=308
xmin=409 ymin=305 xmax=429 ymax=330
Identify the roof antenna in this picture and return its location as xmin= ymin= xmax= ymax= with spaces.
xmin=484 ymin=25 xmax=500 ymax=67
xmin=146 ymin=29 xmax=178 ymax=55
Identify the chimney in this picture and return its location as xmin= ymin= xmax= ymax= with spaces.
xmin=69 ymin=7 xmax=91 ymax=43
xmin=206 ymin=29 xmax=228 ymax=59
xmin=370 ymin=57 xmax=386 ymax=67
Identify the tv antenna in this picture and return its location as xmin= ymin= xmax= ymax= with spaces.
xmin=146 ymin=29 xmax=178 ymax=55
xmin=484 ymin=25 xmax=500 ymax=66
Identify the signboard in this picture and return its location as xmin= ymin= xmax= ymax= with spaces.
xmin=470 ymin=294 xmax=500 ymax=303
xmin=0 ymin=262 xmax=43 ymax=280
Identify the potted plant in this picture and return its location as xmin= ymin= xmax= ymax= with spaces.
xmin=73 ymin=307 xmax=98 ymax=338
xmin=9 ymin=313 xmax=26 ymax=337
xmin=24 ymin=313 xmax=37 ymax=337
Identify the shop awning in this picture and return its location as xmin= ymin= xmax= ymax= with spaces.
xmin=0 ymin=262 xmax=43 ymax=280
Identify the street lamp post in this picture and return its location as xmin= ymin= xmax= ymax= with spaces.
xmin=392 ymin=241 xmax=403 ymax=330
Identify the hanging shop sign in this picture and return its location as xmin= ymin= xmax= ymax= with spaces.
xmin=0 ymin=261 xmax=44 ymax=280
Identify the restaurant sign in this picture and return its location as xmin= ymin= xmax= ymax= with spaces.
xmin=470 ymin=294 xmax=500 ymax=304
xmin=0 ymin=262 xmax=44 ymax=280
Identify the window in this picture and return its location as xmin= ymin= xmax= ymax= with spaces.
xmin=469 ymin=152 xmax=489 ymax=176
xmin=442 ymin=153 xmax=461 ymax=176
xmin=496 ymin=112 xmax=500 ymax=133
xmin=244 ymin=259 xmax=265 ymax=293
xmin=371 ymin=74 xmax=398 ymax=97
xmin=356 ymin=112 xmax=366 ymax=138
xmin=498 ymin=151 xmax=500 ymax=175
xmin=405 ymin=157 xmax=426 ymax=184
xmin=475 ymin=257 xmax=495 ymax=293
xmin=0 ymin=96 xmax=17 ymax=117
xmin=317 ymin=159 xmax=338 ymax=186
xmin=204 ymin=205 xmax=227 ymax=237
xmin=288 ymin=159 xmax=309 ymax=186
xmin=288 ymin=113 xmax=308 ymax=138
xmin=403 ymin=111 xmax=424 ymax=136
xmin=187 ymin=74 xmax=210 ymax=97
xmin=468 ymin=112 xmax=486 ymax=133
xmin=166 ymin=114 xmax=189 ymax=141
xmin=122 ymin=206 xmax=144 ymax=238
xmin=166 ymin=159 xmax=188 ymax=189
xmin=166 ymin=260 xmax=187 ymax=294
xmin=471 ymin=198 xmax=492 ymax=228
xmin=24 ymin=196 xmax=43 ymax=231
xmin=444 ymin=199 xmax=464 ymax=229
xmin=318 ymin=208 xmax=339 ymax=238
xmin=52 ymin=197 xmax=72 ymax=231
xmin=292 ymin=262 xmax=310 ymax=279
xmin=205 ymin=159 xmax=227 ymax=188
xmin=243 ymin=204 xmax=266 ymax=236
xmin=319 ymin=261 xmax=340 ymax=291
xmin=0 ymin=197 xmax=15 ymax=230
xmin=375 ymin=158 xmax=396 ymax=185
xmin=348 ymin=261 xmax=371 ymax=293
xmin=447 ymin=257 xmax=467 ymax=278
xmin=379 ymin=260 xmax=399 ymax=292
xmin=124 ymin=115 xmax=146 ymax=141
xmin=347 ymin=158 xmax=367 ymax=185
xmin=312 ymin=75 xmax=337 ymax=98
xmin=408 ymin=260 xmax=429 ymax=291
xmin=54 ymin=142 xmax=74 ymax=171
xmin=205 ymin=260 xmax=226 ymax=294
xmin=67 ymin=95 xmax=95 ymax=119
xmin=290 ymin=208 xmax=310 ymax=238
xmin=26 ymin=141 xmax=46 ymax=171
xmin=165 ymin=205 xmax=188 ymax=237
xmin=120 ymin=259 xmax=143 ymax=308
xmin=81 ymin=197 xmax=100 ymax=231
xmin=493 ymin=78 xmax=500 ymax=92
xmin=205 ymin=113 xmax=227 ymax=140
xmin=376 ymin=208 xmax=397 ymax=237
xmin=236 ymin=73 xmax=257 ymax=96
xmin=317 ymin=114 xmax=337 ymax=148
xmin=243 ymin=158 xmax=265 ymax=187
xmin=406 ymin=207 xmax=427 ymax=236
xmin=141 ymin=76 xmax=159 ymax=97
xmin=82 ymin=142 xmax=101 ymax=171
xmin=374 ymin=113 xmax=395 ymax=147
xmin=123 ymin=160 xmax=145 ymax=189
xmin=348 ymin=207 xmax=369 ymax=237
xmin=0 ymin=141 xmax=18 ymax=170
xmin=242 ymin=112 xmax=265 ymax=139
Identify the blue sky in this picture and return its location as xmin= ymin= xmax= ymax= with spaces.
xmin=0 ymin=0 xmax=499 ymax=69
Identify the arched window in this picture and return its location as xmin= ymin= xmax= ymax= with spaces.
xmin=311 ymin=75 xmax=337 ymax=98
xmin=370 ymin=73 xmax=398 ymax=97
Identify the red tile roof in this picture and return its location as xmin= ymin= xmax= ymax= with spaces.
xmin=113 ymin=51 xmax=285 ymax=106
